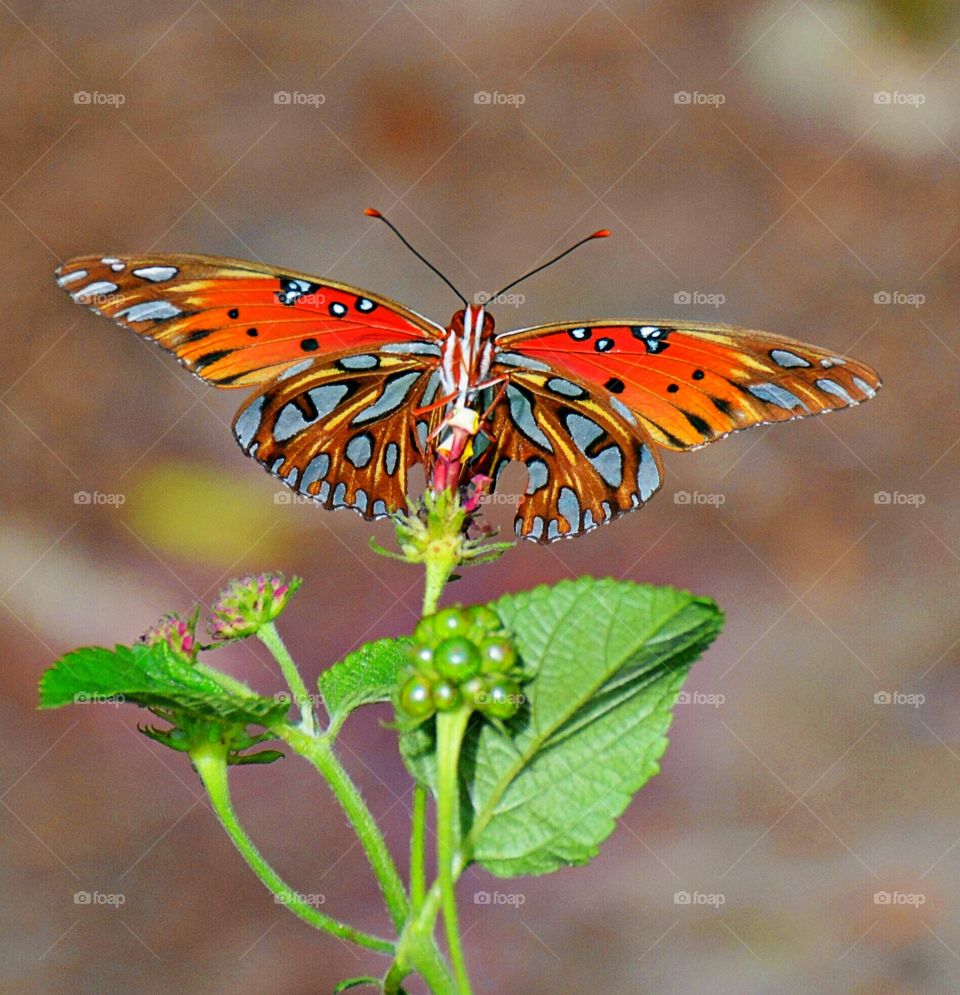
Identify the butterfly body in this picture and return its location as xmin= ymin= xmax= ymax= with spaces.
xmin=56 ymin=249 xmax=880 ymax=542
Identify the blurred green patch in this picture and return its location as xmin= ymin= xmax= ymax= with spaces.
xmin=124 ymin=462 xmax=294 ymax=566
xmin=868 ymin=0 xmax=958 ymax=44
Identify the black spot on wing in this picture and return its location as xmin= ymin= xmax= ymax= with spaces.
xmin=683 ymin=411 xmax=713 ymax=437
xmin=193 ymin=349 xmax=233 ymax=372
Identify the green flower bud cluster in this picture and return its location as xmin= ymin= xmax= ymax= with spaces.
xmin=398 ymin=605 xmax=525 ymax=723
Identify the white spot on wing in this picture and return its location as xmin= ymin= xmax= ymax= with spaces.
xmin=72 ymin=281 xmax=118 ymax=298
xmin=815 ymin=378 xmax=856 ymax=404
xmin=116 ymin=301 xmax=183 ymax=321
xmin=57 ymin=269 xmax=87 ymax=287
xmin=133 ymin=265 xmax=178 ymax=282
xmin=770 ymin=348 xmax=810 ymax=368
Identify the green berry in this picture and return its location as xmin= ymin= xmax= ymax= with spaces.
xmin=462 ymin=676 xmax=485 ymax=706
xmin=399 ymin=676 xmax=434 ymax=718
xmin=479 ymin=637 xmax=516 ymax=674
xmin=432 ymin=680 xmax=462 ymax=711
xmin=432 ymin=607 xmax=471 ymax=640
xmin=408 ymin=644 xmax=435 ymax=675
xmin=433 ymin=636 xmax=482 ymax=683
xmin=480 ymin=678 xmax=522 ymax=720
xmin=468 ymin=605 xmax=501 ymax=635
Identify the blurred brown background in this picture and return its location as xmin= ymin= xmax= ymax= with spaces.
xmin=2 ymin=1 xmax=959 ymax=992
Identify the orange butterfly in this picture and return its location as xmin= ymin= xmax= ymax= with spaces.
xmin=56 ymin=212 xmax=880 ymax=542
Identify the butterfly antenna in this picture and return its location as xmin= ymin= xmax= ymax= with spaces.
xmin=365 ymin=208 xmax=468 ymax=307
xmin=489 ymin=228 xmax=611 ymax=299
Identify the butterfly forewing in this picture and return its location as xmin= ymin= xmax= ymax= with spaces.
xmin=55 ymin=254 xmax=444 ymax=388
xmin=496 ymin=320 xmax=881 ymax=451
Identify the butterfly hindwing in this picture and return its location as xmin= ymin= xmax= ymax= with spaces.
xmin=233 ymin=350 xmax=443 ymax=519
xmin=55 ymin=254 xmax=444 ymax=388
xmin=484 ymin=370 xmax=663 ymax=542
xmin=496 ymin=321 xmax=881 ymax=450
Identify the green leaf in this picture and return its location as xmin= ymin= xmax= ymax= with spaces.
xmin=400 ymin=577 xmax=723 ymax=877
xmin=39 ymin=643 xmax=289 ymax=727
xmin=319 ymin=637 xmax=412 ymax=734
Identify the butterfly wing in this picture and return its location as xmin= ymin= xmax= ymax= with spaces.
xmin=482 ymin=371 xmax=663 ymax=541
xmin=232 ymin=350 xmax=444 ymax=519
xmin=55 ymin=254 xmax=444 ymax=388
xmin=496 ymin=320 xmax=881 ymax=451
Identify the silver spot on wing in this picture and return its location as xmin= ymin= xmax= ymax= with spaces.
xmin=277 ymin=359 xmax=315 ymax=382
xmin=72 ymin=281 xmax=118 ymax=298
xmin=770 ymin=348 xmax=810 ymax=368
xmin=384 ymin=442 xmax=399 ymax=476
xmin=338 ymin=354 xmax=380 ymax=370
xmin=116 ymin=300 xmax=183 ymax=322
xmin=57 ymin=269 xmax=87 ymax=287
xmin=815 ymin=378 xmax=855 ymax=404
xmin=345 ymin=433 xmax=373 ymax=468
xmin=506 ymin=385 xmax=553 ymax=452
xmin=589 ymin=445 xmax=623 ymax=488
xmin=637 ymin=445 xmax=659 ymax=501
xmin=747 ymin=383 xmax=807 ymax=411
xmin=132 ymin=265 xmax=178 ymax=282
xmin=351 ymin=371 xmax=422 ymax=425
xmin=525 ymin=458 xmax=549 ymax=495
xmin=557 ymin=487 xmax=581 ymax=530
xmin=234 ymin=395 xmax=266 ymax=449
xmin=380 ymin=341 xmax=442 ymax=357
xmin=496 ymin=351 xmax=551 ymax=372
xmin=274 ymin=384 xmax=349 ymax=441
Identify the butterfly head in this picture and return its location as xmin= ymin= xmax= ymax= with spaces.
xmin=448 ymin=305 xmax=496 ymax=339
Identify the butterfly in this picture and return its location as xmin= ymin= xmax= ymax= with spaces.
xmin=56 ymin=211 xmax=881 ymax=543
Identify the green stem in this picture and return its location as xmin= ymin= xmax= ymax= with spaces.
xmin=410 ymin=782 xmax=427 ymax=913
xmin=422 ymin=542 xmax=458 ymax=615
xmin=191 ymin=742 xmax=393 ymax=954
xmin=258 ymin=621 xmax=317 ymax=734
xmin=277 ymin=724 xmax=409 ymax=932
xmin=435 ymin=708 xmax=473 ymax=994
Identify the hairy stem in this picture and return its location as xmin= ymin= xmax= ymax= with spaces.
xmin=277 ymin=725 xmax=409 ymax=932
xmin=410 ymin=783 xmax=427 ymax=914
xmin=258 ymin=621 xmax=317 ymax=734
xmin=192 ymin=742 xmax=392 ymax=954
